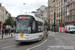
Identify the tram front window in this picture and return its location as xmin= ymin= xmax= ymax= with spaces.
xmin=16 ymin=19 xmax=31 ymax=33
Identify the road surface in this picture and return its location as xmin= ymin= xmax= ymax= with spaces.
xmin=0 ymin=32 xmax=75 ymax=50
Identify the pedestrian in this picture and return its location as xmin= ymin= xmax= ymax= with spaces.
xmin=0 ymin=23 xmax=3 ymax=35
xmin=8 ymin=28 xmax=11 ymax=35
xmin=5 ymin=28 xmax=6 ymax=35
xmin=5 ymin=28 xmax=8 ymax=35
xmin=45 ymin=28 xmax=48 ymax=37
xmin=0 ymin=29 xmax=1 ymax=35
xmin=2 ymin=28 xmax=5 ymax=35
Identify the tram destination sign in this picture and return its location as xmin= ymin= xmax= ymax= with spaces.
xmin=17 ymin=16 xmax=30 ymax=19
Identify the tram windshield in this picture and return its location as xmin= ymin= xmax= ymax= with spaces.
xmin=16 ymin=19 xmax=31 ymax=33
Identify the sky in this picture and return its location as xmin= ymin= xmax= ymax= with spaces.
xmin=0 ymin=0 xmax=48 ymax=17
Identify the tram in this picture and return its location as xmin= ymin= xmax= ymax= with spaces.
xmin=15 ymin=13 xmax=44 ymax=42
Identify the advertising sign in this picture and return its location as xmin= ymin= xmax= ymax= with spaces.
xmin=67 ymin=8 xmax=69 ymax=15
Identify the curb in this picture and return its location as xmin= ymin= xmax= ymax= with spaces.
xmin=49 ymin=31 xmax=70 ymax=34
xmin=0 ymin=36 xmax=15 ymax=40
xmin=0 ymin=34 xmax=16 ymax=40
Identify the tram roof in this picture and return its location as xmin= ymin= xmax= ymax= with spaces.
xmin=18 ymin=13 xmax=44 ymax=23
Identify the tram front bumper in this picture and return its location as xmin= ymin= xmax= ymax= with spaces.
xmin=15 ymin=38 xmax=39 ymax=42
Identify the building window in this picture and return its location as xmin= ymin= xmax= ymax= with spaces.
xmin=69 ymin=16 xmax=72 ymax=21
xmin=59 ymin=2 xmax=60 ymax=7
xmin=61 ymin=0 xmax=62 ymax=6
xmin=57 ymin=9 xmax=58 ymax=11
xmin=57 ymin=3 xmax=58 ymax=7
xmin=69 ymin=17 xmax=70 ymax=21
xmin=59 ymin=8 xmax=60 ymax=11
xmin=61 ymin=12 xmax=62 ymax=16
xmin=67 ymin=0 xmax=71 ymax=3
xmin=57 ymin=13 xmax=58 ymax=17
xmin=72 ymin=10 xmax=75 ymax=15
xmin=73 ymin=2 xmax=75 ymax=8
xmin=0 ymin=9 xmax=3 ymax=14
xmin=67 ymin=17 xmax=68 ymax=21
xmin=65 ymin=6 xmax=67 ymax=12
xmin=65 ymin=18 xmax=66 ymax=21
xmin=68 ymin=16 xmax=69 ymax=21
xmin=73 ymin=16 xmax=75 ymax=20
xmin=0 ymin=16 xmax=2 ymax=21
xmin=66 ymin=17 xmax=67 ymax=21
xmin=66 ymin=18 xmax=67 ymax=21
xmin=67 ymin=5 xmax=69 ymax=9
xmin=70 ymin=11 xmax=72 ymax=15
xmin=59 ymin=13 xmax=60 ymax=17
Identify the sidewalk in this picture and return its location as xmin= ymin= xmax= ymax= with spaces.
xmin=48 ymin=31 xmax=70 ymax=34
xmin=0 ymin=33 xmax=17 ymax=40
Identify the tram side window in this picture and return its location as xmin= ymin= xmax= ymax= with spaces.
xmin=32 ymin=21 xmax=36 ymax=33
xmin=32 ymin=21 xmax=43 ymax=33
xmin=37 ymin=21 xmax=43 ymax=32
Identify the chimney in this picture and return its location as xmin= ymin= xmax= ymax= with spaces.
xmin=0 ymin=3 xmax=2 ymax=7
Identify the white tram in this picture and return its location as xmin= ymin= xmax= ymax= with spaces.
xmin=15 ymin=13 xmax=44 ymax=42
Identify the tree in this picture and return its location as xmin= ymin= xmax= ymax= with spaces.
xmin=44 ymin=21 xmax=48 ymax=25
xmin=4 ymin=15 xmax=14 ymax=26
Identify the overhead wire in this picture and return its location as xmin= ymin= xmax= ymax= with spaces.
xmin=36 ymin=0 xmax=41 ymax=6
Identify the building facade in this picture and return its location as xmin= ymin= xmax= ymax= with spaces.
xmin=56 ymin=0 xmax=65 ymax=23
xmin=48 ymin=0 xmax=56 ymax=30
xmin=48 ymin=0 xmax=75 ymax=31
xmin=64 ymin=0 xmax=75 ymax=25
xmin=0 ymin=3 xmax=10 ymax=23
xmin=36 ymin=5 xmax=48 ymax=21
xmin=43 ymin=7 xmax=48 ymax=21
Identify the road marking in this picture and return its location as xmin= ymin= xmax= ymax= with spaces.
xmin=26 ymin=39 xmax=48 ymax=50
xmin=1 ymin=45 xmax=16 ymax=49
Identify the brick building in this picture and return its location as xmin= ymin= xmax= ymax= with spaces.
xmin=64 ymin=0 xmax=75 ymax=25
xmin=48 ymin=0 xmax=75 ymax=31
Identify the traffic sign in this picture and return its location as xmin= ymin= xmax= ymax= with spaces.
xmin=57 ymin=25 xmax=60 ymax=27
xmin=57 ymin=22 xmax=59 ymax=27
